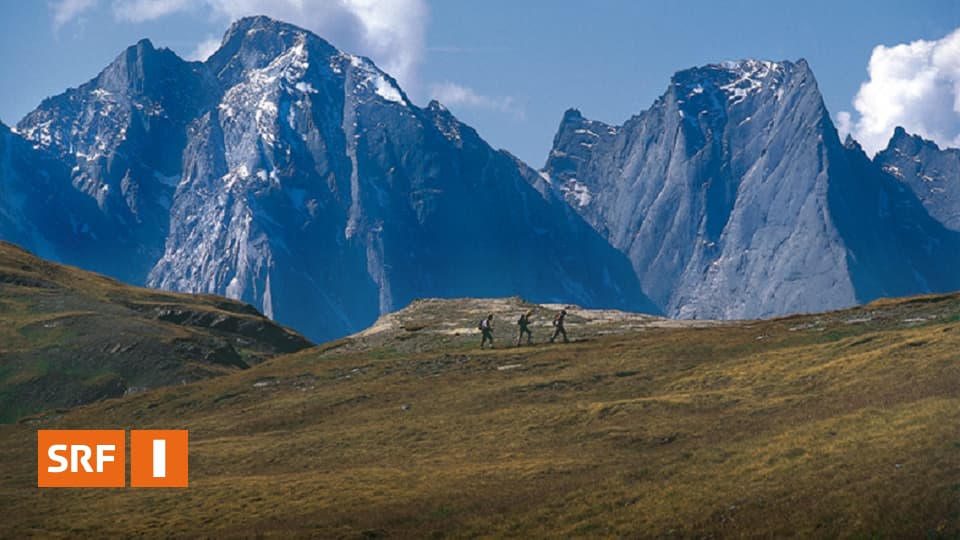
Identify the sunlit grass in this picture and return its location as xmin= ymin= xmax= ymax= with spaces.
xmin=2 ymin=289 xmax=959 ymax=537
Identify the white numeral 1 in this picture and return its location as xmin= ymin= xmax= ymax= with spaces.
xmin=153 ymin=439 xmax=166 ymax=478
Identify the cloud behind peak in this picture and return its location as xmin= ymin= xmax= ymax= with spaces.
xmin=841 ymin=28 xmax=960 ymax=155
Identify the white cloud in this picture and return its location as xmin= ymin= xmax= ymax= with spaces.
xmin=329 ymin=0 xmax=427 ymax=93
xmin=834 ymin=111 xmax=852 ymax=141
xmin=187 ymin=36 xmax=221 ymax=61
xmin=430 ymin=81 xmax=522 ymax=118
xmin=842 ymin=28 xmax=960 ymax=156
xmin=50 ymin=0 xmax=99 ymax=31
xmin=112 ymin=0 xmax=193 ymax=22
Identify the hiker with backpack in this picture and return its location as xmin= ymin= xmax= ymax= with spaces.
xmin=516 ymin=309 xmax=534 ymax=346
xmin=479 ymin=314 xmax=495 ymax=349
xmin=549 ymin=309 xmax=569 ymax=343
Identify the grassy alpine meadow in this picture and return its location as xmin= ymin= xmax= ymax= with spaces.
xmin=0 ymin=241 xmax=312 ymax=422
xmin=2 ymin=293 xmax=960 ymax=538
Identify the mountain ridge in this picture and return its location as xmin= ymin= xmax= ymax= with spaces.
xmin=543 ymin=58 xmax=960 ymax=320
xmin=10 ymin=15 xmax=655 ymax=342
xmin=875 ymin=126 xmax=960 ymax=231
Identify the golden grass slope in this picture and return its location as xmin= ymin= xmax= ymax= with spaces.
xmin=1 ymin=292 xmax=959 ymax=537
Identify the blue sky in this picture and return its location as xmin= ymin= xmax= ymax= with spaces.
xmin=1 ymin=1 xmax=959 ymax=164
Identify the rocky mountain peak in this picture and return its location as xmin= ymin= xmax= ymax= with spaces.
xmin=668 ymin=58 xmax=813 ymax=114
xmin=543 ymin=57 xmax=960 ymax=320
xmin=208 ymin=15 xmax=339 ymax=87
xmin=884 ymin=125 xmax=932 ymax=155
xmin=560 ymin=107 xmax=584 ymax=123
xmin=875 ymin=127 xmax=960 ymax=231
xmin=843 ymin=133 xmax=862 ymax=151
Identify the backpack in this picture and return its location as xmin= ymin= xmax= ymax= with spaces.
xmin=478 ymin=319 xmax=485 ymax=330
xmin=517 ymin=315 xmax=525 ymax=325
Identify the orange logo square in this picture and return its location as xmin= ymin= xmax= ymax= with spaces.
xmin=130 ymin=430 xmax=188 ymax=488
xmin=37 ymin=430 xmax=126 ymax=488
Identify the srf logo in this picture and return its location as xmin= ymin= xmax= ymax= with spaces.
xmin=130 ymin=430 xmax=189 ymax=488
xmin=38 ymin=430 xmax=188 ymax=488
xmin=37 ymin=430 xmax=125 ymax=487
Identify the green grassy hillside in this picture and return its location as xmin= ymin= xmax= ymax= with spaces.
xmin=1 ymin=288 xmax=959 ymax=537
xmin=0 ymin=241 xmax=312 ymax=422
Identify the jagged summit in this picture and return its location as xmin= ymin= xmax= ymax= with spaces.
xmin=561 ymin=107 xmax=584 ymax=121
xmin=681 ymin=58 xmax=810 ymax=80
xmin=843 ymin=133 xmax=861 ymax=150
xmin=209 ymin=16 xmax=335 ymax=85
xmin=224 ymin=14 xmax=307 ymax=37
xmin=876 ymin=126 xmax=960 ymax=231
xmin=543 ymin=57 xmax=960 ymax=320
xmin=217 ymin=14 xmax=329 ymax=54
xmin=669 ymin=58 xmax=813 ymax=114
xmin=883 ymin=125 xmax=950 ymax=154
xmin=208 ymin=15 xmax=410 ymax=110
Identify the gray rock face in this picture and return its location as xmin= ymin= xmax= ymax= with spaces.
xmin=0 ymin=122 xmax=123 ymax=274
xmin=544 ymin=60 xmax=960 ymax=319
xmin=8 ymin=16 xmax=654 ymax=341
xmin=17 ymin=39 xmax=217 ymax=283
xmin=829 ymin=136 xmax=960 ymax=303
xmin=0 ymin=121 xmax=65 ymax=256
xmin=875 ymin=127 xmax=960 ymax=231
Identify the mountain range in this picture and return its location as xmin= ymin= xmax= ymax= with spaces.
xmin=6 ymin=16 xmax=652 ymax=342
xmin=3 ymin=16 xmax=959 ymax=340
xmin=543 ymin=59 xmax=960 ymax=319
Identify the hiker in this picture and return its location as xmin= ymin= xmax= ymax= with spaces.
xmin=479 ymin=314 xmax=495 ymax=349
xmin=516 ymin=309 xmax=533 ymax=346
xmin=549 ymin=309 xmax=569 ymax=343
